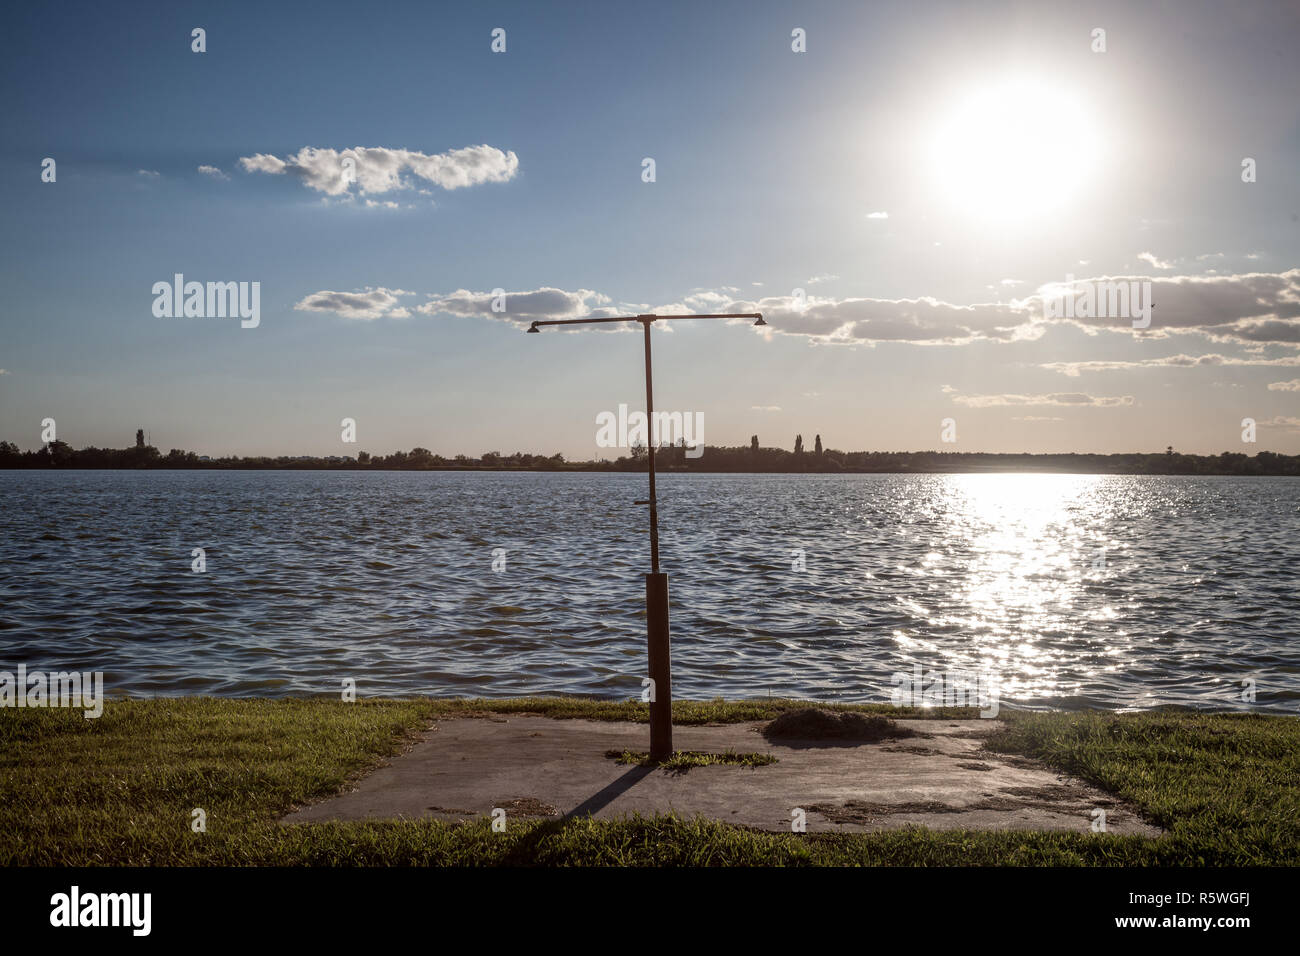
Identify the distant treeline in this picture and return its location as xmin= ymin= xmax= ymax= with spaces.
xmin=3 ymin=437 xmax=1299 ymax=475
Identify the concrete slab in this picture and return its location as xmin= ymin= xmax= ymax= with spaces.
xmin=283 ymin=716 xmax=1160 ymax=835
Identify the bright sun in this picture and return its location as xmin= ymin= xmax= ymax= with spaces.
xmin=928 ymin=77 xmax=1099 ymax=225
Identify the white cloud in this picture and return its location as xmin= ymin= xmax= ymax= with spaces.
xmin=137 ymin=169 xmax=160 ymax=180
xmin=866 ymin=211 xmax=889 ymax=219
xmin=751 ymin=405 xmax=782 ymax=412
xmin=1043 ymin=353 xmax=1300 ymax=376
xmin=293 ymin=287 xmax=414 ymax=320
xmin=953 ymin=392 xmax=1135 ymax=408
xmin=806 ymin=274 xmax=838 ymax=285
xmin=237 ymin=145 xmax=519 ymax=197
xmin=290 ymin=268 xmax=1300 ymax=351
xmin=671 ymin=291 xmax=1035 ymax=346
xmin=197 ymin=165 xmax=229 ymax=181
xmin=1137 ymin=252 xmax=1174 ymax=270
xmin=1268 ymin=378 xmax=1300 ymax=391
xmin=418 ymin=287 xmax=616 ymax=328
xmin=1022 ymin=269 xmax=1300 ymax=347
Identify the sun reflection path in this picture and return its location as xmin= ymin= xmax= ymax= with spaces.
xmin=909 ymin=474 xmax=1126 ymax=704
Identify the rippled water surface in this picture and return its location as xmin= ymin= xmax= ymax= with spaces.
xmin=1 ymin=471 xmax=1297 ymax=711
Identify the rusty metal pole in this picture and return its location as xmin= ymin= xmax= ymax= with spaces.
xmin=526 ymin=312 xmax=763 ymax=764
xmin=641 ymin=317 xmax=672 ymax=760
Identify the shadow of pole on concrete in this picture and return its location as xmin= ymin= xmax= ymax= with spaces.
xmin=566 ymin=764 xmax=656 ymax=819
xmin=498 ymin=765 xmax=657 ymax=865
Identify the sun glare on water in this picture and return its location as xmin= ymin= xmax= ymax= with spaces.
xmin=928 ymin=76 xmax=1100 ymax=225
xmin=934 ymin=474 xmax=1121 ymax=704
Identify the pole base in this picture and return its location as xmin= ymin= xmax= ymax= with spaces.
xmin=645 ymin=572 xmax=672 ymax=761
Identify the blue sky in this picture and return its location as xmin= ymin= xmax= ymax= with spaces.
xmin=2 ymin=0 xmax=1298 ymax=458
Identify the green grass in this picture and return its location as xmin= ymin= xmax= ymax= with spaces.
xmin=982 ymin=708 xmax=1300 ymax=865
xmin=419 ymin=695 xmax=980 ymax=723
xmin=2 ymin=696 xmax=1297 ymax=865
xmin=604 ymin=748 xmax=778 ymax=769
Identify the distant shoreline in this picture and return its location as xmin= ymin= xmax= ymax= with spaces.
xmin=3 ymin=461 xmax=1299 ymax=477
xmin=4 ymin=439 xmax=1298 ymax=476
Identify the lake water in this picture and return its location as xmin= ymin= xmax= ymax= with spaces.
xmin=1 ymin=471 xmax=1297 ymax=712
